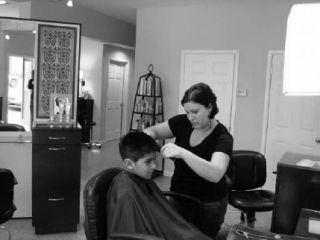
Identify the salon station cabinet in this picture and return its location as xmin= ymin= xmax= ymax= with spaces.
xmin=32 ymin=126 xmax=81 ymax=234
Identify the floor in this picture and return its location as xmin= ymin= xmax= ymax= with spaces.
xmin=1 ymin=139 xmax=272 ymax=240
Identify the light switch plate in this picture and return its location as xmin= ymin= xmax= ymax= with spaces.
xmin=237 ymin=89 xmax=247 ymax=97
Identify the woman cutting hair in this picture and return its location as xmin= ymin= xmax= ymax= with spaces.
xmin=144 ymin=82 xmax=233 ymax=239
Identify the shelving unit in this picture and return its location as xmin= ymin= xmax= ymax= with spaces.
xmin=130 ymin=64 xmax=164 ymax=176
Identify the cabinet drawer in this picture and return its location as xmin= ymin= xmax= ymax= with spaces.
xmin=33 ymin=145 xmax=81 ymax=193
xmin=33 ymin=192 xmax=79 ymax=226
xmin=32 ymin=130 xmax=81 ymax=145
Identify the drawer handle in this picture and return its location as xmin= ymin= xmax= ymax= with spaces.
xmin=48 ymin=198 xmax=65 ymax=201
xmin=48 ymin=147 xmax=66 ymax=151
xmin=49 ymin=137 xmax=66 ymax=140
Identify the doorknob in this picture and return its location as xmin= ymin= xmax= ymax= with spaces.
xmin=315 ymin=137 xmax=320 ymax=143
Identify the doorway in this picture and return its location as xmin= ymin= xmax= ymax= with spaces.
xmin=105 ymin=60 xmax=127 ymax=141
xmin=180 ymin=50 xmax=239 ymax=133
xmin=7 ymin=55 xmax=33 ymax=131
xmin=262 ymin=51 xmax=320 ymax=191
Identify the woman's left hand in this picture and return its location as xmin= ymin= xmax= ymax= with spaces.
xmin=160 ymin=142 xmax=186 ymax=160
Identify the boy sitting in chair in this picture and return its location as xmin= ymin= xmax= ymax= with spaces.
xmin=107 ymin=131 xmax=210 ymax=240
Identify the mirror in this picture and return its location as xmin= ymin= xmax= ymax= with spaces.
xmin=0 ymin=17 xmax=36 ymax=131
xmin=0 ymin=17 xmax=80 ymax=131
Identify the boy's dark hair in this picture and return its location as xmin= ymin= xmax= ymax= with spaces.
xmin=181 ymin=82 xmax=219 ymax=119
xmin=119 ymin=131 xmax=160 ymax=162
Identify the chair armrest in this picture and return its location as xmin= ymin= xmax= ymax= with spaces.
xmin=108 ymin=233 xmax=165 ymax=240
xmin=86 ymin=122 xmax=96 ymax=127
xmin=162 ymin=191 xmax=202 ymax=205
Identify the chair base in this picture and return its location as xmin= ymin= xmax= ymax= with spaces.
xmin=83 ymin=142 xmax=102 ymax=149
xmin=240 ymin=211 xmax=256 ymax=228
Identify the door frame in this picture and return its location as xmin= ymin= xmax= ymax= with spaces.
xmin=260 ymin=50 xmax=284 ymax=154
xmin=6 ymin=55 xmax=33 ymax=128
xmin=179 ymin=50 xmax=239 ymax=135
xmin=103 ymin=58 xmax=128 ymax=143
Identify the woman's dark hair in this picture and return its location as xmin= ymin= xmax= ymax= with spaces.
xmin=181 ymin=82 xmax=219 ymax=119
xmin=119 ymin=131 xmax=160 ymax=162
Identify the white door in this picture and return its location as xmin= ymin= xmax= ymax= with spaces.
xmin=263 ymin=52 xmax=320 ymax=191
xmin=105 ymin=60 xmax=126 ymax=141
xmin=180 ymin=51 xmax=238 ymax=133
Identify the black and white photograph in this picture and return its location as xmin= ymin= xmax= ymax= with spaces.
xmin=0 ymin=1 xmax=320 ymax=240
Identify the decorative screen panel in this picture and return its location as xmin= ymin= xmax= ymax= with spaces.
xmin=36 ymin=24 xmax=78 ymax=122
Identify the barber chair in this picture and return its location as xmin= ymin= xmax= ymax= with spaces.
xmin=83 ymin=168 xmax=202 ymax=240
xmin=0 ymin=123 xmax=25 ymax=131
xmin=227 ymin=150 xmax=274 ymax=227
xmin=0 ymin=169 xmax=17 ymax=240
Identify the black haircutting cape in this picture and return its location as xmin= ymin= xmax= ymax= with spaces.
xmin=107 ymin=171 xmax=210 ymax=240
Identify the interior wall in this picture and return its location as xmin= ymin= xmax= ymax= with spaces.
xmin=134 ymin=0 xmax=317 ymax=162
xmin=0 ymin=1 xmax=31 ymax=17
xmin=0 ymin=4 xmax=20 ymax=17
xmin=101 ymin=45 xmax=135 ymax=142
xmin=79 ymin=38 xmax=135 ymax=142
xmin=80 ymin=37 xmax=103 ymax=141
xmin=30 ymin=0 xmax=136 ymax=47
xmin=19 ymin=2 xmax=32 ymax=18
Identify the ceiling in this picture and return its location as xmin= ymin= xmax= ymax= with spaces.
xmin=7 ymin=0 xmax=320 ymax=25
xmin=6 ymin=0 xmax=216 ymax=25
xmin=70 ymin=0 xmax=216 ymax=25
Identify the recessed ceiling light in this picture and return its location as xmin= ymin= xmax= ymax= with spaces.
xmin=0 ymin=0 xmax=7 ymax=5
xmin=67 ymin=0 xmax=73 ymax=7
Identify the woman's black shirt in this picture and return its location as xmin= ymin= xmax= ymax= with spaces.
xmin=168 ymin=114 xmax=233 ymax=202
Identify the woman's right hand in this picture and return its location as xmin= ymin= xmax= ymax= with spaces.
xmin=161 ymin=142 xmax=187 ymax=161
